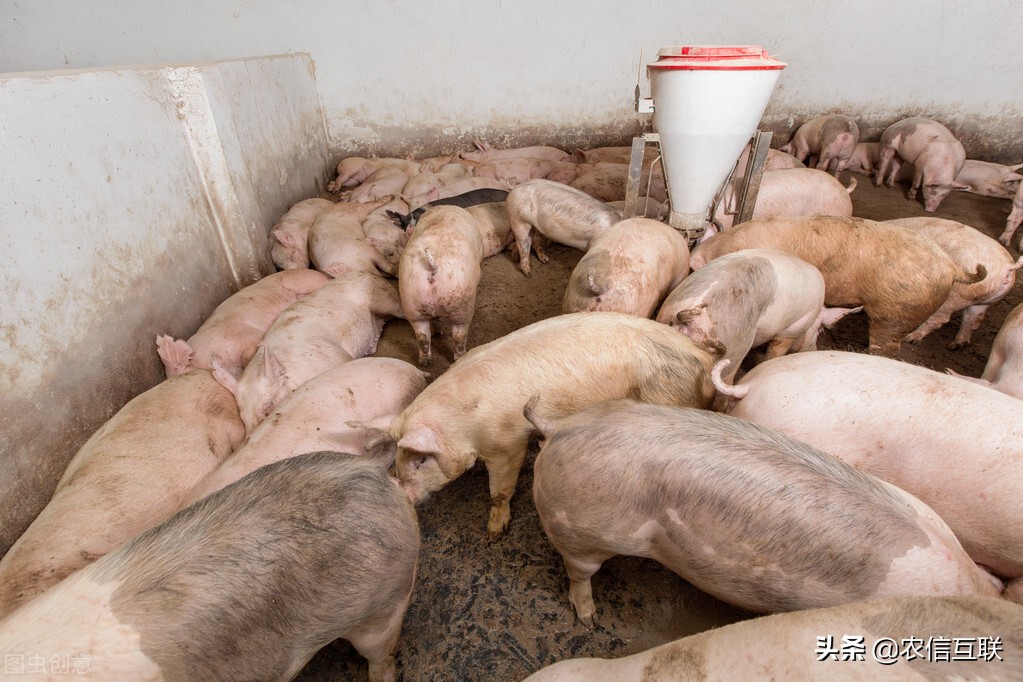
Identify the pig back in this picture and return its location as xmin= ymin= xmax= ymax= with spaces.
xmin=533 ymin=399 xmax=979 ymax=613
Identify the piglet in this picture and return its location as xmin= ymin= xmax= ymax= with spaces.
xmin=527 ymin=398 xmax=1000 ymax=628
xmin=885 ymin=216 xmax=1018 ymax=347
xmin=211 ymin=270 xmax=403 ymax=434
xmin=269 ymin=197 xmax=335 ymax=269
xmin=875 ymin=117 xmax=968 ymax=212
xmin=656 ymin=248 xmax=859 ymax=385
xmin=0 ymin=370 xmax=245 ymax=618
xmin=399 ymin=206 xmax=485 ymax=365
xmin=184 ymin=357 xmax=428 ymax=506
xmin=779 ymin=114 xmax=859 ymax=176
xmin=954 ymin=159 xmax=1023 ymax=199
xmin=308 ymin=195 xmax=398 ymax=277
xmin=949 ymin=301 xmax=1023 ymax=400
xmin=156 ymin=269 xmax=330 ymax=378
xmin=0 ymin=452 xmax=419 ymax=682
xmin=505 ymin=179 xmax=623 ymax=276
xmin=562 ymin=218 xmax=689 ymax=318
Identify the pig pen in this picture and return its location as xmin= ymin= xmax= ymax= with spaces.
xmin=291 ymin=175 xmax=1016 ymax=681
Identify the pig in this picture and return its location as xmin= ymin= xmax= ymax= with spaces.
xmin=710 ymin=167 xmax=855 ymax=233
xmin=875 ymin=117 xmax=968 ymax=212
xmin=0 ymin=452 xmax=419 ymax=682
xmin=466 ymin=201 xmax=514 ymax=258
xmin=570 ymin=166 xmax=668 ymax=203
xmin=183 ymin=358 xmax=428 ymax=506
xmin=394 ymin=188 xmax=510 ymax=230
xmin=948 ymin=301 xmax=1023 ymax=400
xmin=572 ymin=145 xmax=663 ymax=166
xmin=523 ymin=596 xmax=1023 ymax=681
xmin=155 ymin=269 xmax=330 ymax=378
xmin=371 ymin=312 xmax=716 ymax=539
xmin=269 ymin=197 xmax=335 ymax=269
xmin=398 ymin=206 xmax=485 ymax=365
xmin=457 ymin=139 xmax=570 ymax=163
xmin=405 ymin=176 xmax=512 ymax=211
xmin=715 ymin=350 xmax=1023 ymax=603
xmin=562 ymin=218 xmax=689 ymax=317
xmin=400 ymin=162 xmax=473 ymax=208
xmin=344 ymin=166 xmax=414 ymax=204
xmin=526 ymin=398 xmax=1001 ymax=628
xmin=656 ymin=249 xmax=860 ymax=385
xmin=327 ymin=156 xmax=421 ymax=193
xmin=999 ymin=180 xmax=1023 ymax=248
xmin=690 ymin=215 xmax=983 ymax=355
xmin=416 ymin=154 xmax=458 ymax=173
xmin=362 ymin=197 xmax=410 ymax=266
xmin=0 ymin=370 xmax=245 ymax=618
xmin=732 ymin=143 xmax=806 ymax=191
xmin=472 ymin=157 xmax=557 ymax=188
xmin=954 ymin=159 xmax=1023 ymax=199
xmin=779 ymin=114 xmax=860 ymax=176
xmin=544 ymin=160 xmax=594 ymax=185
xmin=211 ymin=270 xmax=403 ymax=434
xmin=844 ymin=141 xmax=880 ymax=175
xmin=505 ymin=179 xmax=624 ymax=276
xmin=885 ymin=216 xmax=1020 ymax=347
xmin=308 ymin=195 xmax=398 ymax=277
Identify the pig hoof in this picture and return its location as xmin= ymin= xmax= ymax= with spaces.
xmin=948 ymin=340 xmax=970 ymax=350
xmin=573 ymin=608 xmax=596 ymax=629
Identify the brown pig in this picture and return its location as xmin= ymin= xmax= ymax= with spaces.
xmin=398 ymin=206 xmax=485 ymax=365
xmin=155 ymin=269 xmax=330 ymax=378
xmin=0 ymin=370 xmax=245 ymax=618
xmin=527 ymin=399 xmax=1000 ymax=628
xmin=875 ymin=117 xmax=968 ymax=212
xmin=211 ymin=270 xmax=403 ymax=434
xmin=885 ymin=216 xmax=1019 ymax=347
xmin=269 ymin=197 xmax=335 ymax=270
xmin=308 ymin=195 xmax=398 ymax=277
xmin=562 ymin=218 xmax=689 ymax=318
xmin=505 ymin=179 xmax=623 ymax=276
xmin=373 ymin=312 xmax=715 ymax=540
xmin=523 ymin=596 xmax=1023 ymax=681
xmin=0 ymin=452 xmax=419 ymax=682
xmin=690 ymin=215 xmax=982 ymax=355
xmin=656 ymin=249 xmax=859 ymax=385
xmin=949 ymin=301 xmax=1023 ymax=400
xmin=716 ymin=350 xmax=1023 ymax=603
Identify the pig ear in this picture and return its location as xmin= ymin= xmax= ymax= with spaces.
xmin=210 ymin=354 xmax=240 ymax=397
xmin=346 ymin=415 xmax=398 ymax=458
xmin=255 ymin=344 xmax=287 ymax=381
xmin=952 ymin=182 xmax=971 ymax=191
xmin=398 ymin=426 xmax=443 ymax=456
xmin=155 ymin=335 xmax=193 ymax=377
xmin=1004 ymin=173 xmax=1023 ymax=184
xmin=820 ymin=305 xmax=863 ymax=328
xmin=272 ymin=229 xmax=294 ymax=247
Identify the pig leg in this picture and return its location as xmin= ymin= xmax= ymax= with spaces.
xmin=867 ymin=318 xmax=905 ymax=357
xmin=949 ymin=305 xmax=989 ymax=349
xmin=907 ymin=166 xmax=925 ymax=202
xmin=484 ymin=447 xmax=528 ymax=540
xmin=905 ymin=300 xmax=957 ymax=344
xmin=409 ymin=319 xmax=433 ymax=366
xmin=1005 ymin=577 xmax=1023 ymax=605
xmin=764 ymin=337 xmax=796 ymax=360
xmin=875 ymin=147 xmax=897 ymax=188
xmin=346 ymin=586 xmax=414 ymax=682
xmin=999 ymin=203 xmax=1023 ymax=247
xmin=562 ymin=553 xmax=611 ymax=628
xmin=451 ymin=322 xmax=470 ymax=361
xmin=372 ymin=246 xmax=399 ymax=276
xmin=508 ymin=215 xmax=537 ymax=276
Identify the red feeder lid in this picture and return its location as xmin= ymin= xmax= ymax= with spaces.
xmin=649 ymin=45 xmax=786 ymax=71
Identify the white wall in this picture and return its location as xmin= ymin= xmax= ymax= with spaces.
xmin=3 ymin=1 xmax=1022 ymax=161
xmin=0 ymin=54 xmax=328 ymax=553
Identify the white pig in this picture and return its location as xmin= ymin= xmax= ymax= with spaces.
xmin=327 ymin=156 xmax=421 ymax=193
xmin=570 ymin=166 xmax=668 ymax=203
xmin=505 ymin=179 xmax=623 ymax=276
xmin=954 ymin=159 xmax=1023 ymax=199
xmin=372 ymin=312 xmax=716 ymax=540
xmin=998 ymin=179 xmax=1023 ymax=248
xmin=473 ymin=157 xmax=557 ymax=188
xmin=308 ymin=195 xmax=398 ymax=277
xmin=779 ymin=114 xmax=860 ymax=176
xmin=844 ymin=141 xmax=879 ymax=175
xmin=711 ymin=167 xmax=855 ymax=233
xmin=885 ymin=216 xmax=1019 ymax=347
xmin=656 ymin=249 xmax=860 ymax=384
xmin=211 ymin=270 xmax=403 ymax=434
xmin=875 ymin=117 xmax=968 ymax=212
xmin=527 ymin=399 xmax=1001 ymax=628
xmin=562 ymin=218 xmax=689 ymax=318
xmin=457 ymin=139 xmax=570 ymax=163
xmin=184 ymin=357 xmax=428 ymax=506
xmin=155 ymin=269 xmax=330 ymax=378
xmin=948 ymin=301 xmax=1023 ymax=400
xmin=398 ymin=206 xmax=485 ymax=365
xmin=715 ymin=350 xmax=1023 ymax=603
xmin=465 ymin=201 xmax=514 ymax=258
xmin=344 ymin=166 xmax=413 ymax=204
xmin=400 ymin=162 xmax=473 ymax=207
xmin=0 ymin=370 xmax=245 ymax=618
xmin=0 ymin=452 xmax=419 ymax=682
xmin=523 ymin=596 xmax=1023 ymax=681
xmin=406 ymin=176 xmax=512 ymax=211
xmin=269 ymin=197 xmax=335 ymax=270
xmin=362 ymin=197 xmax=411 ymax=267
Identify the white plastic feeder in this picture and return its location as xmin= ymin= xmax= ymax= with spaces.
xmin=647 ymin=45 xmax=786 ymax=238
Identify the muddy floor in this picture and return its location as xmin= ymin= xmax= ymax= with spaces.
xmin=296 ymin=173 xmax=1019 ymax=681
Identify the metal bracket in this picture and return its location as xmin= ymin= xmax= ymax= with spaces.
xmin=623 ymin=133 xmax=660 ymax=220
xmin=734 ymin=130 xmax=773 ymax=225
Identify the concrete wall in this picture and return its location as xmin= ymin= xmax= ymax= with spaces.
xmin=3 ymin=1 xmax=1021 ymax=161
xmin=0 ymin=54 xmax=329 ymax=554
